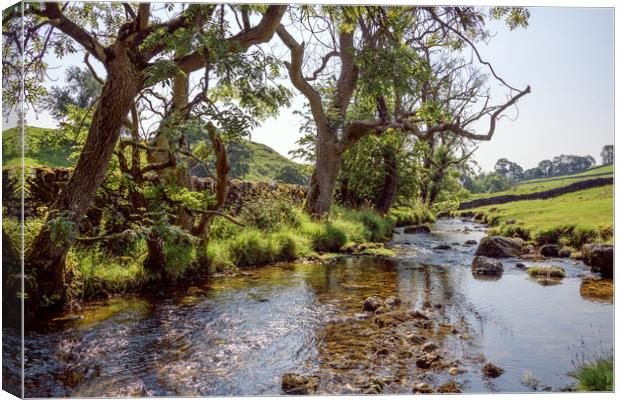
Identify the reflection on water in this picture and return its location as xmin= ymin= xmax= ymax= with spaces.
xmin=21 ymin=219 xmax=613 ymax=396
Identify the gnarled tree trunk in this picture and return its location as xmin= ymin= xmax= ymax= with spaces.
xmin=26 ymin=53 xmax=142 ymax=309
xmin=304 ymin=134 xmax=342 ymax=218
xmin=375 ymin=148 xmax=398 ymax=215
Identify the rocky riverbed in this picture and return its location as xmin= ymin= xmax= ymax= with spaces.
xmin=13 ymin=218 xmax=613 ymax=396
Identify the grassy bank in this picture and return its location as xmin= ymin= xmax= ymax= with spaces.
xmin=465 ymin=185 xmax=613 ymax=247
xmin=6 ymin=204 xmax=434 ymax=302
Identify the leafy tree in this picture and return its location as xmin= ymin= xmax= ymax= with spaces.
xmin=275 ymin=164 xmax=308 ymax=185
xmin=279 ymin=6 xmax=530 ymax=217
xmin=4 ymin=2 xmax=288 ymax=311
xmin=601 ymin=145 xmax=613 ymax=165
xmin=41 ymin=66 xmax=101 ymax=120
xmin=494 ymin=158 xmax=524 ymax=181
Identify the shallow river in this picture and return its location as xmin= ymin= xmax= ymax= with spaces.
xmin=16 ymin=218 xmax=613 ymax=396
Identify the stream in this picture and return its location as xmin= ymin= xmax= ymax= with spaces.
xmin=14 ymin=218 xmax=613 ymax=396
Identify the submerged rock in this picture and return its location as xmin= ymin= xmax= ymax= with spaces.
xmin=472 ymin=256 xmax=504 ymax=276
xmin=416 ymin=352 xmax=440 ymax=369
xmin=384 ymin=296 xmax=401 ymax=309
xmin=363 ymin=296 xmax=385 ymax=312
xmin=482 ymin=363 xmax=505 ymax=378
xmin=582 ymin=244 xmax=613 ymax=278
xmin=475 ymin=236 xmax=524 ymax=258
xmin=422 ymin=342 xmax=438 ymax=352
xmin=515 ymin=262 xmax=527 ymax=270
xmin=539 ymin=244 xmax=559 ymax=257
xmin=412 ymin=382 xmax=435 ymax=393
xmin=281 ymin=373 xmax=319 ymax=394
xmin=433 ymin=244 xmax=452 ymax=250
xmin=580 ymin=276 xmax=614 ymax=303
xmin=463 ymin=239 xmax=478 ymax=245
xmin=437 ymin=381 xmax=462 ymax=393
xmin=404 ymin=225 xmax=431 ymax=234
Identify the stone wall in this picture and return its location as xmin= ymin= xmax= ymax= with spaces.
xmin=458 ymin=177 xmax=613 ymax=210
xmin=2 ymin=167 xmax=307 ymax=220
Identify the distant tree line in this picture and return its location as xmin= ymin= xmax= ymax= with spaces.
xmin=463 ymin=144 xmax=612 ymax=194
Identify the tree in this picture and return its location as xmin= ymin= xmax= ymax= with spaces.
xmin=275 ymin=165 xmax=308 ymax=185
xmin=278 ymin=6 xmax=530 ymax=217
xmin=601 ymin=145 xmax=613 ymax=165
xmin=494 ymin=158 xmax=523 ymax=181
xmin=41 ymin=66 xmax=101 ymax=120
xmin=4 ymin=2 xmax=288 ymax=311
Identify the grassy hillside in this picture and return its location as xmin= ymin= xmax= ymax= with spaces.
xmin=470 ymin=185 xmax=613 ymax=246
xmin=2 ymin=126 xmax=74 ymax=168
xmin=235 ymin=140 xmax=309 ymax=184
xmin=469 ymin=165 xmax=613 ymax=200
xmin=2 ymin=126 xmax=310 ymax=185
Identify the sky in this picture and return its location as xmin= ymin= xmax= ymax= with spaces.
xmin=15 ymin=6 xmax=615 ymax=173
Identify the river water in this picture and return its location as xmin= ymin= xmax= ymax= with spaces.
xmin=17 ymin=218 xmax=613 ymax=396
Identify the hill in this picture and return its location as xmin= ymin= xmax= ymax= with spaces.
xmin=2 ymin=126 xmax=310 ymax=185
xmin=2 ymin=126 xmax=74 ymax=168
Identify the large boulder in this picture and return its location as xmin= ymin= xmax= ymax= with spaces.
xmin=474 ymin=236 xmax=524 ymax=258
xmin=404 ymin=225 xmax=431 ymax=234
xmin=472 ymin=256 xmax=504 ymax=276
xmin=582 ymin=244 xmax=613 ymax=278
xmin=539 ymin=244 xmax=559 ymax=258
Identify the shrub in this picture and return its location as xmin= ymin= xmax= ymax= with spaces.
xmin=227 ymin=228 xmax=279 ymax=267
xmin=272 ymin=230 xmax=311 ymax=261
xmin=206 ymin=240 xmax=234 ymax=272
xmin=568 ymin=353 xmax=613 ymax=391
xmin=209 ymin=218 xmax=241 ymax=241
xmin=303 ymin=222 xmax=347 ymax=252
xmin=164 ymin=239 xmax=195 ymax=278
xmin=237 ymin=194 xmax=301 ymax=231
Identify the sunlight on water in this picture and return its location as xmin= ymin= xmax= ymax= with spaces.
xmin=20 ymin=218 xmax=612 ymax=396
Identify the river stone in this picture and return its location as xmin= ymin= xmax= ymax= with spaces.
xmin=540 ymin=244 xmax=559 ymax=257
xmin=416 ymin=352 xmax=441 ymax=369
xmin=437 ymin=381 xmax=462 ymax=393
xmin=472 ymin=256 xmax=504 ymax=276
xmin=413 ymin=382 xmax=435 ymax=393
xmin=281 ymin=373 xmax=318 ymax=394
xmin=582 ymin=244 xmax=613 ymax=278
xmin=384 ymin=296 xmax=401 ymax=309
xmin=474 ymin=236 xmax=524 ymax=258
xmin=363 ymin=296 xmax=385 ymax=312
xmin=434 ymin=244 xmax=451 ymax=250
xmin=482 ymin=363 xmax=505 ymax=378
xmin=464 ymin=239 xmax=478 ymax=245
xmin=422 ymin=341 xmax=438 ymax=352
xmin=404 ymin=225 xmax=431 ymax=234
xmin=515 ymin=262 xmax=527 ymax=270
xmin=558 ymin=249 xmax=571 ymax=258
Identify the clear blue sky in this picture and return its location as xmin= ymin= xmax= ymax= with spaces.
xmin=20 ymin=6 xmax=614 ymax=173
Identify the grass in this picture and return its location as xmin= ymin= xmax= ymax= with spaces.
xmin=358 ymin=247 xmax=396 ymax=257
xmin=470 ymin=185 xmax=613 ymax=247
xmin=388 ymin=205 xmax=436 ymax=227
xmin=527 ymin=266 xmax=566 ymax=278
xmin=568 ymin=353 xmax=613 ymax=392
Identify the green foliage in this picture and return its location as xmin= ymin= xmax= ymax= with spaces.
xmin=238 ymin=194 xmax=301 ymax=231
xmin=226 ymin=229 xmax=281 ymax=267
xmin=47 ymin=211 xmax=78 ymax=245
xmin=303 ymin=222 xmax=348 ymax=252
xmin=568 ymin=353 xmax=613 ymax=392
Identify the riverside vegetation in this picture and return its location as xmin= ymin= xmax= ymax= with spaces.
xmin=1 ymin=3 xmax=613 ymax=396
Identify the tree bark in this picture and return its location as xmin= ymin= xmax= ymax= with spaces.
xmin=375 ymin=148 xmax=398 ymax=214
xmin=26 ymin=52 xmax=142 ymax=309
xmin=304 ymin=131 xmax=342 ymax=218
